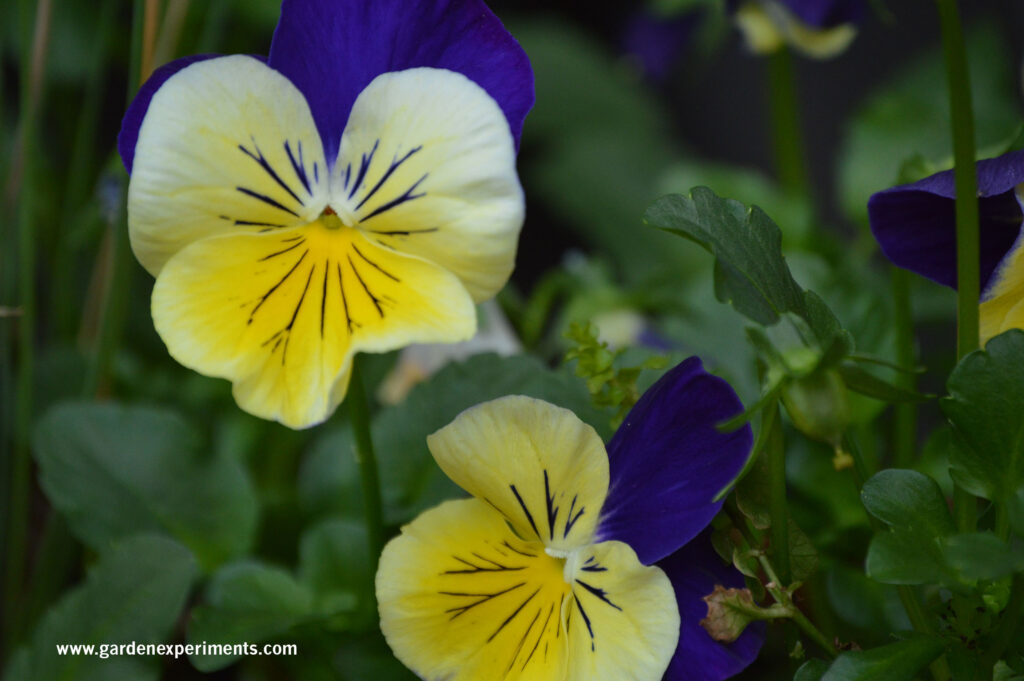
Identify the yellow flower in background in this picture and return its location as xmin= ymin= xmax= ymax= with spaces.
xmin=118 ymin=0 xmax=533 ymax=428
xmin=729 ymin=0 xmax=861 ymax=59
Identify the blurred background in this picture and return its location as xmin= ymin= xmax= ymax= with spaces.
xmin=2 ymin=0 xmax=1024 ymax=679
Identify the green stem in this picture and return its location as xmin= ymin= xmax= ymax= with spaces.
xmin=82 ymin=0 xmax=148 ymax=397
xmin=349 ymin=360 xmax=384 ymax=577
xmin=994 ymin=502 xmax=1010 ymax=541
xmin=766 ymin=405 xmax=790 ymax=585
xmin=767 ymin=47 xmax=810 ymax=199
xmin=890 ymin=268 xmax=917 ymax=468
xmin=53 ymin=0 xmax=117 ymax=338
xmin=935 ymin=0 xmax=979 ymax=537
xmin=756 ymin=555 xmax=837 ymax=658
xmin=4 ymin=0 xmax=53 ymax=650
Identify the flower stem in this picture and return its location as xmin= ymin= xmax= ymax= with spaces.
xmin=81 ymin=0 xmax=151 ymax=398
xmin=349 ymin=359 xmax=384 ymax=576
xmin=3 ymin=0 xmax=53 ymax=650
xmin=767 ymin=47 xmax=809 ymax=200
xmin=756 ymin=554 xmax=836 ymax=658
xmin=766 ymin=404 xmax=790 ymax=585
xmin=935 ymin=0 xmax=979 ymax=537
xmin=52 ymin=0 xmax=118 ymax=338
xmin=890 ymin=267 xmax=917 ymax=468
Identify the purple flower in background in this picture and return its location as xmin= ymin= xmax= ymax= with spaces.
xmin=727 ymin=0 xmax=864 ymax=58
xmin=869 ymin=150 xmax=1024 ymax=343
xmin=623 ymin=9 xmax=701 ymax=82
xmin=376 ymin=358 xmax=762 ymax=681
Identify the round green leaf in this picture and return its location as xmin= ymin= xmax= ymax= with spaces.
xmin=33 ymin=402 xmax=258 ymax=571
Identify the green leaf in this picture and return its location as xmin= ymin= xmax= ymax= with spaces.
xmin=187 ymin=562 xmax=312 ymax=672
xmin=307 ymin=353 xmax=608 ymax=525
xmin=861 ymin=470 xmax=955 ymax=536
xmin=795 ymin=659 xmax=831 ymax=681
xmin=862 ymin=470 xmax=964 ymax=589
xmin=788 ymin=518 xmax=820 ymax=584
xmin=645 ymin=187 xmax=806 ymax=326
xmin=298 ymin=519 xmax=371 ymax=628
xmin=820 ymin=635 xmax=945 ymax=681
xmin=942 ymin=330 xmax=1024 ymax=502
xmin=21 ymin=534 xmax=197 ymax=681
xmin=838 ymin=363 xmax=931 ymax=403
xmin=943 ymin=533 xmax=1024 ymax=580
xmin=33 ymin=403 xmax=258 ymax=572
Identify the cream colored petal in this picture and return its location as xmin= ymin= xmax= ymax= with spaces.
xmin=151 ymin=222 xmax=475 ymax=429
xmin=129 ymin=55 xmax=329 ymax=276
xmin=563 ymin=541 xmax=679 ymax=681
xmin=378 ymin=499 xmax=570 ymax=681
xmin=426 ymin=396 xmax=609 ymax=553
xmin=331 ymin=67 xmax=524 ymax=302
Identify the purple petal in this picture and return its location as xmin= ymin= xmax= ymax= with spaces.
xmin=119 ymin=54 xmax=222 ymax=173
xmin=596 ymin=358 xmax=752 ymax=565
xmin=267 ymin=0 xmax=534 ymax=160
xmin=868 ymin=150 xmax=1024 ymax=293
xmin=660 ymin=534 xmax=765 ymax=681
xmin=777 ymin=0 xmax=863 ymax=28
xmin=623 ymin=10 xmax=700 ymax=82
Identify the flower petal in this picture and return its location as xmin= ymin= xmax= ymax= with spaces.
xmin=427 ymin=396 xmax=609 ymax=552
xmin=596 ymin=358 xmax=752 ymax=565
xmin=334 ymin=68 xmax=523 ymax=302
xmin=563 ymin=540 xmax=680 ymax=681
xmin=377 ymin=498 xmax=571 ymax=681
xmin=267 ymin=0 xmax=534 ymax=155
xmin=118 ymin=53 xmax=220 ymax=174
xmin=152 ymin=224 xmax=475 ymax=429
xmin=659 ymin=535 xmax=765 ymax=681
xmin=128 ymin=55 xmax=329 ymax=276
xmin=868 ymin=151 xmax=1024 ymax=292
xmin=776 ymin=0 xmax=862 ymax=28
xmin=980 ymin=223 xmax=1024 ymax=343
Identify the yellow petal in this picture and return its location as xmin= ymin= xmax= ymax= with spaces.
xmin=426 ymin=396 xmax=608 ymax=553
xmin=378 ymin=499 xmax=570 ymax=681
xmin=981 ymin=231 xmax=1024 ymax=345
xmin=152 ymin=221 xmax=475 ymax=428
xmin=563 ymin=541 xmax=679 ymax=681
xmin=377 ymin=500 xmax=680 ymax=681
xmin=332 ymin=68 xmax=524 ymax=302
xmin=129 ymin=55 xmax=329 ymax=276
xmin=734 ymin=1 xmax=856 ymax=59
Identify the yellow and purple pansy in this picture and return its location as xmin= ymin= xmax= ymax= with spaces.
xmin=727 ymin=0 xmax=863 ymax=58
xmin=118 ymin=0 xmax=533 ymax=429
xmin=376 ymin=358 xmax=764 ymax=681
xmin=868 ymin=150 xmax=1024 ymax=344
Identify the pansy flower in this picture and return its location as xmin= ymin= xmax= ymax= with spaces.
xmin=118 ymin=0 xmax=533 ymax=428
xmin=868 ymin=150 xmax=1024 ymax=344
xmin=727 ymin=0 xmax=863 ymax=58
xmin=376 ymin=358 xmax=763 ymax=681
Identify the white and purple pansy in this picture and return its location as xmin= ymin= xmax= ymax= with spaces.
xmin=868 ymin=150 xmax=1024 ymax=344
xmin=726 ymin=0 xmax=863 ymax=58
xmin=376 ymin=358 xmax=764 ymax=681
xmin=117 ymin=0 xmax=533 ymax=429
